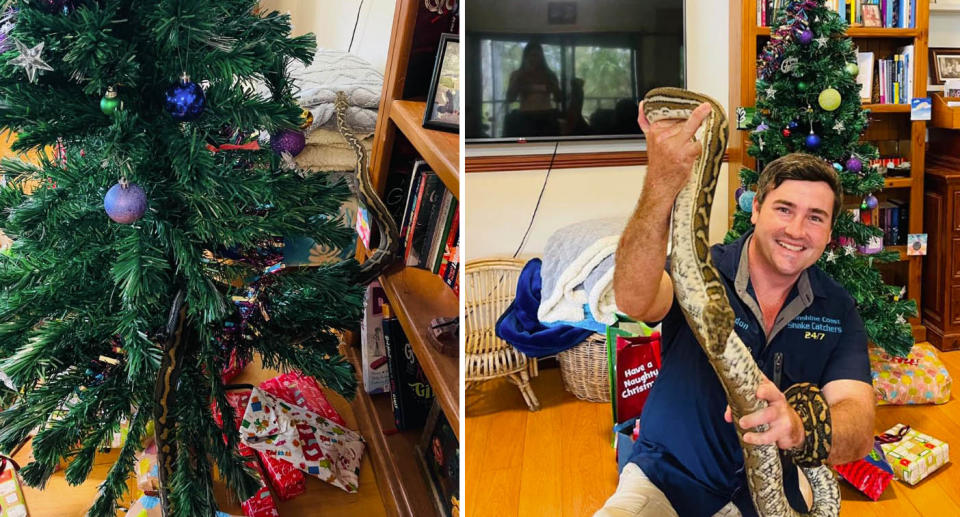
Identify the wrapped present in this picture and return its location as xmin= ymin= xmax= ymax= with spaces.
xmin=136 ymin=441 xmax=160 ymax=496
xmin=869 ymin=342 xmax=952 ymax=405
xmin=240 ymin=388 xmax=365 ymax=493
xmin=212 ymin=389 xmax=256 ymax=456
xmin=614 ymin=333 xmax=661 ymax=426
xmin=240 ymin=460 xmax=279 ymax=517
xmin=125 ymin=495 xmax=241 ymax=517
xmin=834 ymin=441 xmax=894 ymax=501
xmin=259 ymin=372 xmax=346 ymax=427
xmin=257 ymin=450 xmax=306 ymax=501
xmin=0 ymin=456 xmax=28 ymax=517
xmin=221 ymin=347 xmax=250 ymax=384
xmin=878 ymin=424 xmax=950 ymax=485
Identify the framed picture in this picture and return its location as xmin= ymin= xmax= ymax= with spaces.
xmin=423 ymin=33 xmax=459 ymax=133
xmin=861 ymin=4 xmax=882 ymax=27
xmin=930 ymin=48 xmax=960 ymax=85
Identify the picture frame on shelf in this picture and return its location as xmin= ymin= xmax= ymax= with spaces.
xmin=861 ymin=4 xmax=882 ymax=27
xmin=423 ymin=33 xmax=459 ymax=133
xmin=930 ymin=48 xmax=960 ymax=85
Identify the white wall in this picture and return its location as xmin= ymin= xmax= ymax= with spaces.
xmin=259 ymin=0 xmax=395 ymax=73
xmin=465 ymin=0 xmax=730 ymax=260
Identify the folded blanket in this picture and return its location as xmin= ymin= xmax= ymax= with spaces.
xmin=296 ymin=128 xmax=374 ymax=172
xmin=289 ymin=49 xmax=383 ymax=134
xmin=495 ymin=258 xmax=594 ymax=358
xmin=538 ymin=218 xmax=625 ymax=326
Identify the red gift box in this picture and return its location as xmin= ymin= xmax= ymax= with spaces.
xmin=241 ymin=463 xmax=279 ymax=517
xmin=212 ymin=389 xmax=255 ymax=456
xmin=259 ymin=372 xmax=346 ymax=426
xmin=257 ymin=450 xmax=306 ymax=501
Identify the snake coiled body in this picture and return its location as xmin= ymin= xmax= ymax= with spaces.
xmin=334 ymin=91 xmax=400 ymax=286
xmin=154 ymin=289 xmax=187 ymax=516
xmin=642 ymin=87 xmax=839 ymax=517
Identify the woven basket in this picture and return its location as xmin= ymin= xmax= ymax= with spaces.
xmin=558 ymin=333 xmax=610 ymax=402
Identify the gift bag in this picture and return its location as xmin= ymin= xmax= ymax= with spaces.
xmin=605 ymin=314 xmax=653 ymax=425
xmin=258 ymin=372 xmax=346 ymax=426
xmin=833 ymin=441 xmax=894 ymax=500
xmin=240 ymin=388 xmax=365 ymax=493
xmin=877 ymin=423 xmax=950 ymax=485
xmin=614 ymin=332 xmax=662 ymax=425
xmin=0 ymin=456 xmax=28 ymax=517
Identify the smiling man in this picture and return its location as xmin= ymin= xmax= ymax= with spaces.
xmin=595 ymin=105 xmax=876 ymax=517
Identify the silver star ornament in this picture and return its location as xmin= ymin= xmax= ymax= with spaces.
xmin=815 ymin=36 xmax=828 ymax=48
xmin=825 ymin=249 xmax=836 ymax=262
xmin=765 ymin=86 xmax=776 ymax=100
xmin=9 ymin=40 xmax=53 ymax=83
xmin=833 ymin=120 xmax=845 ymax=132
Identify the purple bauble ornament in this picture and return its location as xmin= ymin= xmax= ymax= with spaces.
xmin=798 ymin=29 xmax=814 ymax=45
xmin=845 ymin=156 xmax=862 ymax=173
xmin=270 ymin=129 xmax=306 ymax=157
xmin=164 ymin=75 xmax=205 ymax=121
xmin=735 ymin=186 xmax=746 ymax=203
xmin=865 ymin=194 xmax=878 ymax=210
xmin=805 ymin=132 xmax=821 ymax=149
xmin=755 ymin=122 xmax=769 ymax=132
xmin=104 ymin=182 xmax=147 ymax=224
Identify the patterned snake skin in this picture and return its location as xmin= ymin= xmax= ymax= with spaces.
xmin=334 ymin=91 xmax=400 ymax=286
xmin=642 ymin=87 xmax=840 ymax=517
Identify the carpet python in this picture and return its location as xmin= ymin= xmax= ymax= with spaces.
xmin=334 ymin=91 xmax=401 ymax=286
xmin=154 ymin=289 xmax=186 ymax=516
xmin=642 ymin=87 xmax=840 ymax=516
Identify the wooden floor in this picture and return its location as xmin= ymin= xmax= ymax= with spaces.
xmin=465 ymin=348 xmax=960 ymax=517
xmin=12 ymin=357 xmax=387 ymax=516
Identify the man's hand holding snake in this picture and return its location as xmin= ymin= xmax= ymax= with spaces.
xmin=724 ymin=378 xmax=805 ymax=450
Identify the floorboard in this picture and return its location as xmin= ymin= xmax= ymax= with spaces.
xmin=466 ymin=347 xmax=960 ymax=517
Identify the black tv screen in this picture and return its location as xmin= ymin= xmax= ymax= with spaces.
xmin=465 ymin=0 xmax=685 ymax=142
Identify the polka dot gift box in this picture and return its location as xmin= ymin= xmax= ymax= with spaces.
xmin=877 ymin=424 xmax=950 ymax=486
xmin=869 ymin=342 xmax=952 ymax=405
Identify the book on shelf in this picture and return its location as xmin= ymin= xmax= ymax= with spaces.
xmin=361 ymin=281 xmax=390 ymax=394
xmin=856 ymin=51 xmax=875 ymax=102
xmin=872 ymin=46 xmax=912 ymax=104
xmin=382 ymin=304 xmax=435 ymax=431
xmin=398 ymin=158 xmax=460 ymax=286
xmin=758 ymin=0 xmax=915 ymax=28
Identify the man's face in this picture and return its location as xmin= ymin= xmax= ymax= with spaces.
xmin=750 ymin=179 xmax=834 ymax=279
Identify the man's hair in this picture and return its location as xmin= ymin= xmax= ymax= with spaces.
xmin=755 ymin=153 xmax=843 ymax=224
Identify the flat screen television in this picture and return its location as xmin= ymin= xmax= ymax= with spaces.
xmin=465 ymin=0 xmax=685 ymax=143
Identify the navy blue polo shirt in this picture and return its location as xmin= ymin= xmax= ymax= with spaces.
xmin=628 ymin=230 xmax=871 ymax=517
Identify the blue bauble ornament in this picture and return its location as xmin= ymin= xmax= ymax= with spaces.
xmin=739 ymin=190 xmax=756 ymax=212
xmin=805 ymin=132 xmax=821 ymax=149
xmin=270 ymin=129 xmax=306 ymax=157
xmin=788 ymin=120 xmax=799 ymax=129
xmin=104 ymin=181 xmax=147 ymax=224
xmin=164 ymin=74 xmax=205 ymax=121
xmin=833 ymin=162 xmax=843 ymax=172
xmin=865 ymin=194 xmax=878 ymax=210
xmin=798 ymin=29 xmax=814 ymax=45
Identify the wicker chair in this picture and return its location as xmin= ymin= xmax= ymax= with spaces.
xmin=465 ymin=258 xmax=541 ymax=411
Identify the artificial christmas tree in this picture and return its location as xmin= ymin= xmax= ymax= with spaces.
xmin=727 ymin=0 xmax=916 ymax=356
xmin=0 ymin=1 xmax=367 ymax=515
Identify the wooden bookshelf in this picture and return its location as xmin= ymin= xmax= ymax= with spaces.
xmin=389 ymin=100 xmax=459 ymax=199
xmin=344 ymin=345 xmax=433 ymax=517
xmin=729 ymin=1 xmax=929 ymax=341
xmin=355 ymin=1 xmax=459 ymax=515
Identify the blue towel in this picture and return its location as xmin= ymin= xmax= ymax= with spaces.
xmin=495 ymin=258 xmax=595 ymax=358
xmin=542 ymin=304 xmax=608 ymax=334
